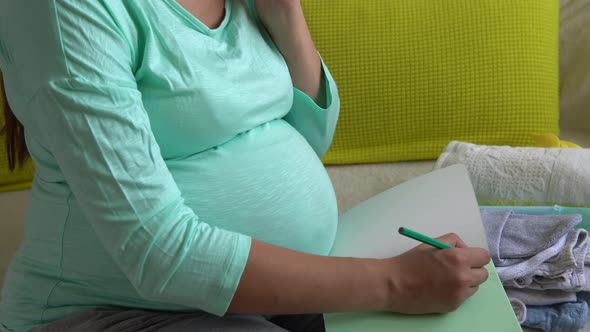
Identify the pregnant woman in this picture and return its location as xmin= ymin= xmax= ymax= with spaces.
xmin=0 ymin=1 xmax=490 ymax=331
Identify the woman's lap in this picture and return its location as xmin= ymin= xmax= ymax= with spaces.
xmin=30 ymin=307 xmax=325 ymax=332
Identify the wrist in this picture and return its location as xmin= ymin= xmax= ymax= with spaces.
xmin=380 ymin=257 xmax=402 ymax=312
xmin=362 ymin=258 xmax=395 ymax=311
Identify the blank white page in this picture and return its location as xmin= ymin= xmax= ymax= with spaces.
xmin=326 ymin=164 xmax=521 ymax=332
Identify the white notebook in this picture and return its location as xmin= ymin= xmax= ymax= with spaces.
xmin=325 ymin=164 xmax=522 ymax=332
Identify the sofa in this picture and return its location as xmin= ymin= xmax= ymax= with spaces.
xmin=1 ymin=0 xmax=589 ymax=330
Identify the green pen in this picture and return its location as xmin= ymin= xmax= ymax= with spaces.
xmin=398 ymin=227 xmax=453 ymax=249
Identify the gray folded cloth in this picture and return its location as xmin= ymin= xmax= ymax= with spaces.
xmin=499 ymin=228 xmax=589 ymax=291
xmin=480 ymin=210 xmax=581 ymax=266
xmin=481 ymin=210 xmax=587 ymax=290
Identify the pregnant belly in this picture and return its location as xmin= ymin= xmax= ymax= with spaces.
xmin=166 ymin=119 xmax=338 ymax=255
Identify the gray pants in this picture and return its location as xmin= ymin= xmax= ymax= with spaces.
xmin=30 ymin=307 xmax=325 ymax=332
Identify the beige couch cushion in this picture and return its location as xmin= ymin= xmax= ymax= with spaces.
xmin=559 ymin=0 xmax=590 ymax=132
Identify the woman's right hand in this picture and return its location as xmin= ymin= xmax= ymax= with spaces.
xmin=382 ymin=233 xmax=491 ymax=314
xmin=229 ymin=233 xmax=490 ymax=316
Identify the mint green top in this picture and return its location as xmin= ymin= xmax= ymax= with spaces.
xmin=0 ymin=1 xmax=340 ymax=330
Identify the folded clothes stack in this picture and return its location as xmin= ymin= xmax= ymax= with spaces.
xmin=481 ymin=210 xmax=590 ymax=332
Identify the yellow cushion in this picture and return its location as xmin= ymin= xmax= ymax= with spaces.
xmin=0 ymin=79 xmax=34 ymax=192
xmin=532 ymin=133 xmax=582 ymax=148
xmin=302 ymin=0 xmax=560 ymax=164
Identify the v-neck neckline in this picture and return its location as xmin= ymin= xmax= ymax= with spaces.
xmin=165 ymin=0 xmax=232 ymax=36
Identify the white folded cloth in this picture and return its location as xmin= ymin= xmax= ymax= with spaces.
xmin=434 ymin=141 xmax=590 ymax=207
xmin=505 ymin=288 xmax=577 ymax=306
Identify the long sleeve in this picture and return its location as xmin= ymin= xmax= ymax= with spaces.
xmin=21 ymin=2 xmax=251 ymax=316
xmin=284 ymin=59 xmax=341 ymax=158
xmin=244 ymin=0 xmax=340 ymax=158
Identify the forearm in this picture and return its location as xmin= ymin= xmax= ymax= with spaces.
xmin=260 ymin=1 xmax=323 ymax=103
xmin=228 ymin=239 xmax=389 ymax=314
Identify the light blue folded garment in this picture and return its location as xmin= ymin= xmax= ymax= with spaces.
xmin=523 ymin=293 xmax=590 ymax=332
